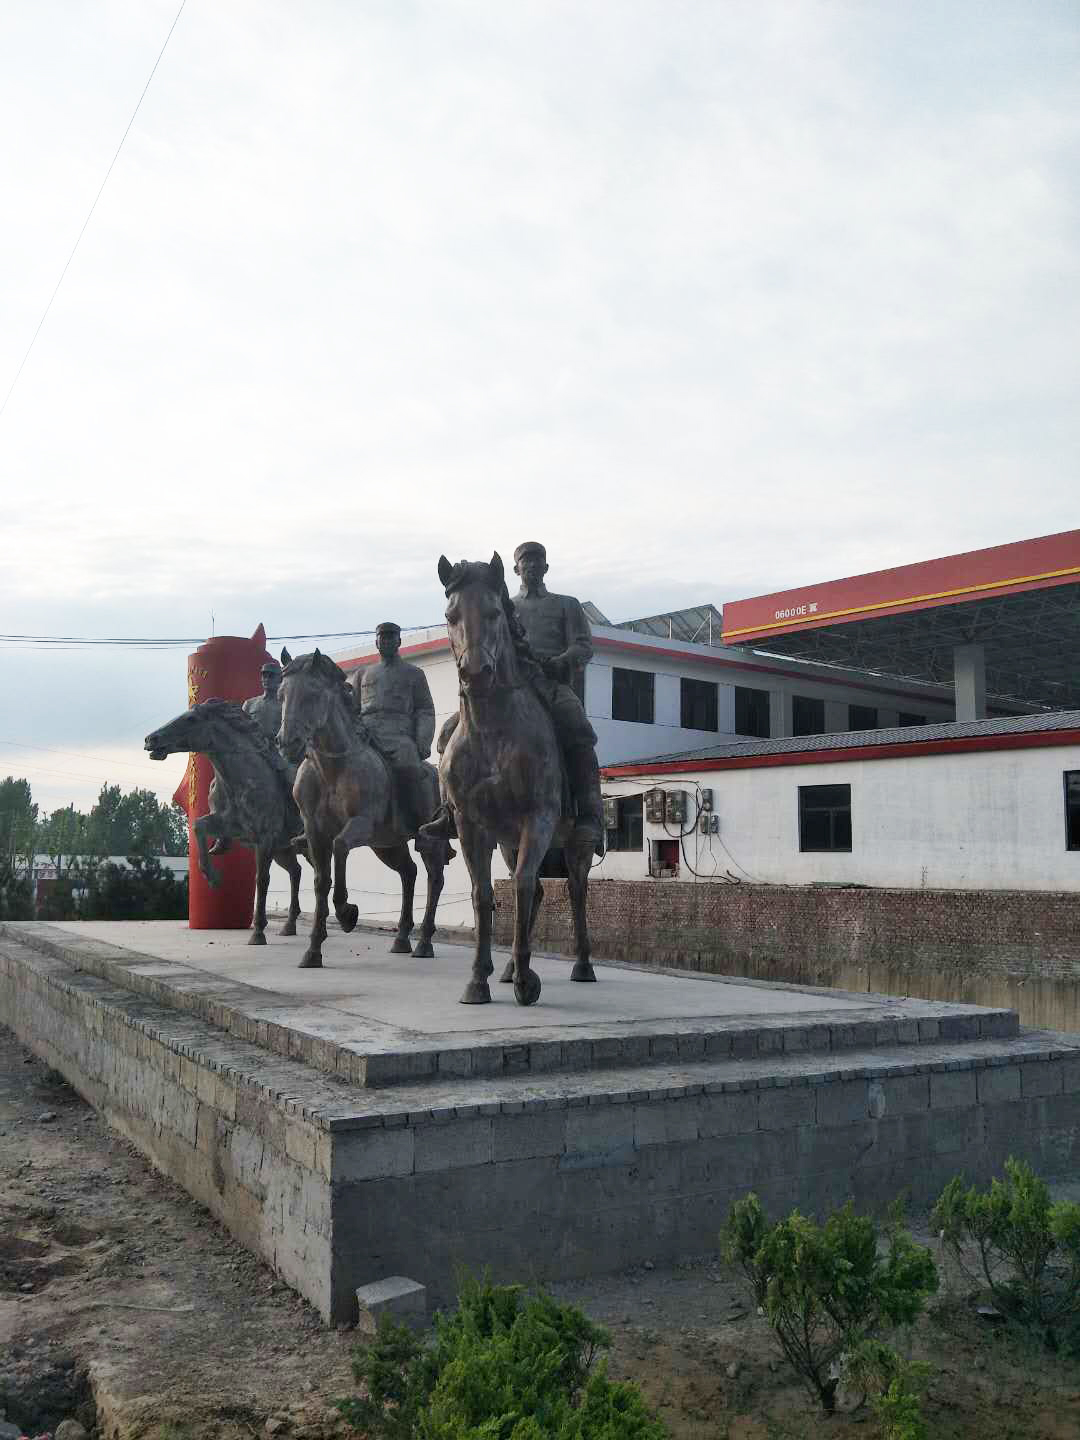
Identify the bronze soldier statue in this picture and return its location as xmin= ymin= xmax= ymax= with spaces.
xmin=349 ymin=622 xmax=437 ymax=834
xmin=212 ymin=658 xmax=290 ymax=856
xmin=423 ymin=541 xmax=603 ymax=849
xmin=243 ymin=659 xmax=285 ymax=741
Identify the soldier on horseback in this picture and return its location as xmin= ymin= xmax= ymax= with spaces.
xmin=422 ymin=541 xmax=604 ymax=850
xmin=350 ymin=621 xmax=438 ymax=835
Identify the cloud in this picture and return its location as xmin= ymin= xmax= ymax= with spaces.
xmin=0 ymin=0 xmax=1076 ymax=800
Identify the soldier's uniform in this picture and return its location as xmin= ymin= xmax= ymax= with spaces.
xmin=350 ymin=623 xmax=437 ymax=834
xmin=511 ymin=543 xmax=602 ymax=841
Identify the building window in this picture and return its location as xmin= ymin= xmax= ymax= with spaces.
xmin=680 ymin=677 xmax=718 ymax=731
xmin=606 ymin=795 xmax=643 ymax=852
xmin=792 ymin=695 xmax=825 ymax=736
xmin=848 ymin=704 xmax=877 ymax=731
xmin=898 ymin=712 xmax=926 ymax=727
xmin=1066 ymin=772 xmax=1080 ymax=851
xmin=799 ymin=784 xmax=852 ymax=852
xmin=734 ymin=685 xmax=770 ymax=738
xmin=612 ymin=667 xmax=655 ymax=724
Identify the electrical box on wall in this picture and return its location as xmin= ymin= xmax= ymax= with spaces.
xmin=700 ymin=787 xmax=714 ymax=812
xmin=645 ymin=788 xmax=666 ymax=824
xmin=665 ymin=789 xmax=687 ymax=825
xmin=602 ymin=796 xmax=617 ymax=830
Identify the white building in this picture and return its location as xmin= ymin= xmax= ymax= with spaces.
xmin=598 ymin=712 xmax=1080 ymax=892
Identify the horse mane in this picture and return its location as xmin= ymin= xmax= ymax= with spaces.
xmin=279 ymin=650 xmax=371 ymax=743
xmin=195 ymin=698 xmax=292 ymax=777
xmin=442 ymin=560 xmax=541 ymax=675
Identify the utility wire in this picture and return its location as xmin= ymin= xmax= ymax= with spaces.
xmin=0 ymin=623 xmax=446 ymax=651
xmin=0 ymin=0 xmax=188 ymax=423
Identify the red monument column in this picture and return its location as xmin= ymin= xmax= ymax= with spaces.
xmin=172 ymin=624 xmax=274 ymax=929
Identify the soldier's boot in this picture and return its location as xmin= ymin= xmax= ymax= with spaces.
xmin=418 ymin=802 xmax=458 ymax=843
xmin=566 ymin=745 xmax=605 ymax=857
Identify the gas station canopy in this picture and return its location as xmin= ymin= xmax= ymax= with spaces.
xmin=721 ymin=530 xmax=1080 ymax=712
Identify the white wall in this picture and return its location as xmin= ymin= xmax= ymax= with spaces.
xmin=598 ymin=744 xmax=1080 ymax=892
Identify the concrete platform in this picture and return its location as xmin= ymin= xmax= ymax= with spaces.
xmin=3 ymin=918 xmax=1079 ymax=1324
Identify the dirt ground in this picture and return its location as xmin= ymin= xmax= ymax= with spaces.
xmin=2 ymin=1024 xmax=1080 ymax=1440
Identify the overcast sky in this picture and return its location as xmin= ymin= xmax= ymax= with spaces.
xmin=0 ymin=0 xmax=1076 ymax=816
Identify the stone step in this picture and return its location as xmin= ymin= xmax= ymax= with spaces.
xmin=0 ymin=919 xmax=1019 ymax=1088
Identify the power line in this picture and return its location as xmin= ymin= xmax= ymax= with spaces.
xmin=0 ymin=624 xmax=446 ymax=651
xmin=0 ymin=739 xmax=168 ymax=774
xmin=0 ymin=0 xmax=188 ymax=423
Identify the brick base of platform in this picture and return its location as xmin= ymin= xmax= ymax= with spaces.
xmin=3 ymin=924 xmax=1079 ymax=1324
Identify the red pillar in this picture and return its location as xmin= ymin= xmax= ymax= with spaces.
xmin=172 ymin=624 xmax=274 ymax=929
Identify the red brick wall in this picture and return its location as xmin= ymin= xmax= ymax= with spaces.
xmin=493 ymin=878 xmax=1080 ymax=1032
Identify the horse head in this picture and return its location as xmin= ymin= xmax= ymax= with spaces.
xmin=144 ymin=698 xmax=238 ymax=761
xmin=439 ymin=551 xmax=519 ymax=697
xmin=278 ymin=648 xmax=350 ymax=764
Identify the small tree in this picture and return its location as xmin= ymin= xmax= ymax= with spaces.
xmin=339 ymin=1272 xmax=666 ymax=1440
xmin=77 ymin=856 xmax=188 ymax=921
xmin=0 ymin=856 xmax=34 ymax=919
xmin=933 ymin=1157 xmax=1080 ymax=1350
xmin=722 ymin=1196 xmax=938 ymax=1412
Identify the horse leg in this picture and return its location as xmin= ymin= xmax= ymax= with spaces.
xmin=300 ymin=836 xmax=332 ymax=968
xmin=331 ymin=816 xmax=374 ymax=933
xmin=510 ymin=821 xmax=556 ymax=1007
xmin=564 ymin=829 xmax=595 ymax=982
xmin=412 ymin=844 xmax=445 ymax=958
xmin=371 ymin=844 xmax=417 ymax=953
xmin=459 ymin=819 xmax=494 ymax=1004
xmin=497 ymin=844 xmax=517 ymax=982
xmin=248 ymin=844 xmax=271 ymax=946
xmin=193 ymin=813 xmax=226 ymax=889
xmin=273 ymin=848 xmax=302 ymax=936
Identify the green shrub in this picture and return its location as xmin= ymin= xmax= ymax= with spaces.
xmin=933 ymin=1156 xmax=1080 ymax=1349
xmin=338 ymin=1273 xmax=667 ymax=1440
xmin=843 ymin=1341 xmax=929 ymax=1440
xmin=722 ymin=1196 xmax=938 ymax=1412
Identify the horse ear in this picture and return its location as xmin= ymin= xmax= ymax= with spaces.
xmin=438 ymin=555 xmax=453 ymax=588
xmin=490 ymin=551 xmax=504 ymax=587
xmin=313 ymin=647 xmax=321 ymax=660
xmin=280 ymin=646 xmax=292 ymax=667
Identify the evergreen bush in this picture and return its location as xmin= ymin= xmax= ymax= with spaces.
xmin=933 ymin=1156 xmax=1080 ymax=1350
xmin=338 ymin=1273 xmax=666 ymax=1440
xmin=722 ymin=1196 xmax=937 ymax=1412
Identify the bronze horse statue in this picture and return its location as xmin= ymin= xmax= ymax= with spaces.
xmin=437 ymin=552 xmax=596 ymax=1006
xmin=144 ymin=699 xmax=304 ymax=946
xmin=277 ymin=649 xmax=450 ymax=969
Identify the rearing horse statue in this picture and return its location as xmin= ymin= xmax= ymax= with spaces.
xmin=144 ymin=699 xmax=305 ymax=946
xmin=437 ymin=552 xmax=596 ymax=1006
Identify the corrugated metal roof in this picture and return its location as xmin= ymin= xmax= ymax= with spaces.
xmin=606 ymin=709 xmax=1080 ymax=770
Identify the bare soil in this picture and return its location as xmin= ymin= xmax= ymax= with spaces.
xmin=2 ymin=1024 xmax=1079 ymax=1440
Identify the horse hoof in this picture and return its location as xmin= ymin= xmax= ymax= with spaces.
xmin=247 ymin=931 xmax=267 ymax=947
xmin=460 ymin=980 xmax=491 ymax=1005
xmin=498 ymin=961 xmax=514 ymax=984
xmin=337 ymin=904 xmax=358 ymax=933
xmin=298 ymin=951 xmax=323 ymax=969
xmin=513 ymin=971 xmax=542 ymax=1007
xmin=205 ymin=869 xmax=223 ymax=891
xmin=571 ymin=961 xmax=596 ymax=982
xmin=390 ymin=935 xmax=412 ymax=954
xmin=280 ymin=921 xmax=297 ymax=937
xmin=412 ymin=939 xmax=435 ymax=959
